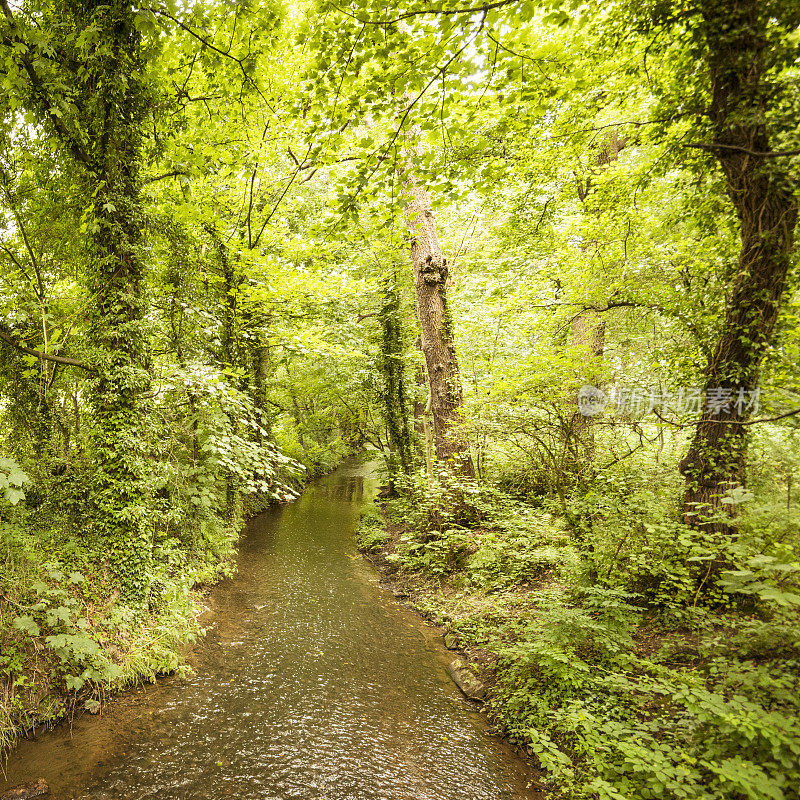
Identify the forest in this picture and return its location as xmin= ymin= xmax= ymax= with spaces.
xmin=0 ymin=1 xmax=799 ymax=799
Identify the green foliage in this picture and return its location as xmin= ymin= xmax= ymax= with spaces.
xmin=382 ymin=463 xmax=800 ymax=799
xmin=355 ymin=505 xmax=390 ymax=553
xmin=11 ymin=567 xmax=119 ymax=695
xmin=464 ymin=512 xmax=575 ymax=590
xmin=0 ymin=458 xmax=28 ymax=507
xmin=397 ymin=525 xmax=473 ymax=578
xmin=0 ymin=0 xmax=799 ymax=793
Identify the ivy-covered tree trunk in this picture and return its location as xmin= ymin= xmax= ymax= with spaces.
xmin=379 ymin=276 xmax=414 ymax=487
xmin=4 ymin=0 xmax=151 ymax=600
xmin=239 ymin=286 xmax=272 ymax=444
xmin=12 ymin=0 xmax=158 ymax=606
xmin=402 ymin=128 xmax=474 ymax=477
xmin=205 ymin=225 xmax=244 ymax=522
xmin=66 ymin=0 xmax=153 ymax=604
xmin=679 ymin=0 xmax=798 ymax=528
xmin=248 ymin=322 xmax=272 ymax=442
xmin=412 ymin=343 xmax=435 ymax=478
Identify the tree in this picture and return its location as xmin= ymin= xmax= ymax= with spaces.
xmin=379 ymin=272 xmax=414 ymax=486
xmin=402 ymin=125 xmax=474 ymax=476
xmin=2 ymin=0 xmax=154 ymax=602
xmin=675 ymin=0 xmax=799 ymax=528
xmin=561 ymin=133 xmax=626 ymax=486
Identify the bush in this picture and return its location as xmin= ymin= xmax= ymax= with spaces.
xmin=380 ymin=461 xmax=800 ymax=800
xmin=355 ymin=505 xmax=390 ymax=553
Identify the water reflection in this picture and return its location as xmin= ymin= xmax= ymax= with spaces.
xmin=313 ymin=469 xmax=367 ymax=502
xmin=1 ymin=458 xmax=540 ymax=800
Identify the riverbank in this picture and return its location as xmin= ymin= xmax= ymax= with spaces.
xmin=357 ymin=480 xmax=800 ymax=800
xmin=0 ymin=487 xmax=289 ymax=765
xmin=0 ymin=439 xmax=363 ymax=765
xmin=0 ymin=540 xmax=226 ymax=765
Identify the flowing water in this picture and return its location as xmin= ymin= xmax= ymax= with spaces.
xmin=1 ymin=459 xmax=541 ymax=800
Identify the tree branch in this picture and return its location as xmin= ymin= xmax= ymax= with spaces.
xmin=333 ymin=0 xmax=520 ymax=25
xmin=0 ymin=327 xmax=94 ymax=371
xmin=0 ymin=0 xmax=91 ymax=168
xmin=142 ymin=170 xmax=190 ymax=185
xmin=0 ymin=241 xmax=35 ymax=287
xmin=250 ymin=144 xmax=312 ymax=249
xmin=147 ymin=5 xmax=260 ymax=94
xmin=685 ymin=142 xmax=800 ymax=158
xmin=0 ymin=169 xmax=46 ymax=301
xmin=651 ymin=406 xmax=800 ymax=427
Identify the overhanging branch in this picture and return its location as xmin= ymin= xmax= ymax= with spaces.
xmin=685 ymin=142 xmax=800 ymax=158
xmin=333 ymin=0 xmax=520 ymax=25
xmin=0 ymin=328 xmax=94 ymax=371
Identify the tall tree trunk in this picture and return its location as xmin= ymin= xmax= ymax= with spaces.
xmin=204 ymin=225 xmax=244 ymax=522
xmin=401 ymin=127 xmax=474 ymax=477
xmin=563 ymin=312 xmax=605 ymax=476
xmin=1 ymin=3 xmax=149 ymax=526
xmin=561 ymin=132 xmax=622 ymax=486
xmin=167 ymin=277 xmax=202 ymax=542
xmin=412 ymin=339 xmax=435 ymax=478
xmin=205 ymin=225 xmax=242 ymax=376
xmin=248 ymin=324 xmax=272 ymax=442
xmin=69 ymin=0 xmax=152 ymax=604
xmin=679 ymin=0 xmax=798 ymax=528
xmin=379 ymin=275 xmax=414 ymax=487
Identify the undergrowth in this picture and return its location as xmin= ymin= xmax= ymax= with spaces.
xmin=364 ymin=468 xmax=800 ymax=800
xmin=0 ymin=483 xmax=242 ymax=765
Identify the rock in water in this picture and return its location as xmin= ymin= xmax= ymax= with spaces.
xmin=1 ymin=779 xmax=50 ymax=800
xmin=446 ymin=658 xmax=488 ymax=701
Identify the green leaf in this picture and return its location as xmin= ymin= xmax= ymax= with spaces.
xmin=758 ymin=587 xmax=800 ymax=607
xmin=5 ymin=487 xmax=25 ymax=505
xmin=65 ymin=674 xmax=85 ymax=691
xmin=13 ymin=615 xmax=40 ymax=636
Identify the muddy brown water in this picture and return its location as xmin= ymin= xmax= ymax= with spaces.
xmin=1 ymin=458 xmax=541 ymax=800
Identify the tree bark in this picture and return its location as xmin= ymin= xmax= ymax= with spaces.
xmin=379 ymin=276 xmax=414 ymax=485
xmin=679 ymin=0 xmax=798 ymax=528
xmin=401 ymin=127 xmax=474 ymax=477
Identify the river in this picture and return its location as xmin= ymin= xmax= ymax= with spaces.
xmin=1 ymin=458 xmax=541 ymax=800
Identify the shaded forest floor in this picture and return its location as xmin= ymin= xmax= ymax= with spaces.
xmin=356 ymin=483 xmax=800 ymax=800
